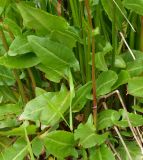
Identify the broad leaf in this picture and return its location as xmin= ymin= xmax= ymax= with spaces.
xmin=128 ymin=77 xmax=143 ymax=97
xmin=8 ymin=36 xmax=32 ymax=56
xmin=0 ymin=138 xmax=28 ymax=160
xmin=17 ymin=2 xmax=68 ymax=34
xmin=95 ymin=52 xmax=108 ymax=71
xmin=28 ymin=36 xmax=79 ymax=77
xmin=32 ymin=137 xmax=43 ymax=157
xmin=132 ymin=105 xmax=143 ymax=113
xmin=50 ymin=30 xmax=77 ymax=49
xmin=116 ymin=109 xmax=143 ymax=127
xmin=123 ymin=0 xmax=143 ymax=16
xmin=3 ymin=18 xmax=22 ymax=36
xmin=0 ymin=103 xmax=21 ymax=117
xmin=43 ymin=131 xmax=77 ymax=158
xmin=74 ymin=115 xmax=108 ymax=148
xmin=37 ymin=64 xmax=64 ymax=83
xmin=19 ymin=85 xmax=70 ymax=126
xmin=126 ymin=59 xmax=143 ymax=77
xmin=96 ymin=70 xmax=118 ymax=96
xmin=101 ymin=0 xmax=126 ymax=28
xmin=72 ymin=82 xmax=92 ymax=112
xmin=117 ymin=141 xmax=143 ymax=160
xmin=89 ymin=144 xmax=115 ymax=160
xmin=0 ymin=125 xmax=36 ymax=136
xmin=115 ymin=55 xmax=126 ymax=68
xmin=0 ymin=65 xmax=15 ymax=86
xmin=0 ymin=53 xmax=40 ymax=68
xmin=97 ymin=109 xmax=120 ymax=130
xmin=112 ymin=70 xmax=130 ymax=90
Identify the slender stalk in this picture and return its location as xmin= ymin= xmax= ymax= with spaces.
xmin=27 ymin=68 xmax=36 ymax=92
xmin=129 ymin=14 xmax=137 ymax=49
xmin=57 ymin=0 xmax=62 ymax=16
xmin=112 ymin=2 xmax=117 ymax=67
xmin=13 ymin=70 xmax=27 ymax=103
xmin=0 ymin=28 xmax=9 ymax=51
xmin=85 ymin=0 xmax=97 ymax=127
xmin=69 ymin=0 xmax=79 ymax=26
xmin=24 ymin=127 xmax=35 ymax=160
xmin=70 ymin=0 xmax=85 ymax=84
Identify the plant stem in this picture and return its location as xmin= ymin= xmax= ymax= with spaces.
xmin=85 ymin=0 xmax=97 ymax=127
xmin=0 ymin=28 xmax=9 ymax=51
xmin=27 ymin=68 xmax=36 ymax=92
xmin=24 ymin=127 xmax=35 ymax=160
xmin=112 ymin=2 xmax=117 ymax=67
xmin=13 ymin=70 xmax=27 ymax=103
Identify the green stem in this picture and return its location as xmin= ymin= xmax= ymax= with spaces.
xmin=0 ymin=28 xmax=9 ymax=51
xmin=129 ymin=14 xmax=137 ymax=49
xmin=69 ymin=0 xmax=79 ymax=26
xmin=112 ymin=3 xmax=117 ymax=67
xmin=27 ymin=68 xmax=36 ymax=92
xmin=13 ymin=70 xmax=27 ymax=103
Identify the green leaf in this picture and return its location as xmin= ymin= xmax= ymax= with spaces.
xmin=128 ymin=77 xmax=143 ymax=97
xmin=37 ymin=63 xmax=64 ymax=83
xmin=0 ymin=103 xmax=21 ymax=117
xmin=3 ymin=18 xmax=22 ymax=36
xmin=96 ymin=70 xmax=118 ymax=96
xmin=132 ymin=105 xmax=143 ymax=113
xmin=28 ymin=36 xmax=79 ymax=77
xmin=115 ymin=55 xmax=126 ymax=68
xmin=95 ymin=52 xmax=108 ymax=71
xmin=0 ymin=53 xmax=40 ymax=68
xmin=0 ymin=117 xmax=20 ymax=129
xmin=126 ymin=59 xmax=143 ymax=77
xmin=8 ymin=36 xmax=32 ymax=56
xmin=123 ymin=0 xmax=143 ymax=15
xmin=50 ymin=30 xmax=77 ymax=49
xmin=0 ymin=0 xmax=9 ymax=15
xmin=97 ymin=109 xmax=120 ymax=130
xmin=112 ymin=70 xmax=130 ymax=90
xmin=89 ymin=144 xmax=115 ymax=160
xmin=74 ymin=115 xmax=108 ymax=148
xmin=17 ymin=2 xmax=68 ymax=34
xmin=116 ymin=109 xmax=143 ymax=127
xmin=43 ymin=131 xmax=77 ymax=158
xmin=72 ymin=82 xmax=92 ymax=112
xmin=117 ymin=141 xmax=143 ymax=160
xmin=122 ymin=50 xmax=143 ymax=63
xmin=101 ymin=0 xmax=126 ymax=28
xmin=0 ymin=125 xmax=36 ymax=136
xmin=19 ymin=85 xmax=70 ymax=126
xmin=35 ymin=87 xmax=47 ymax=97
xmin=0 ymin=138 xmax=28 ymax=160
xmin=32 ymin=137 xmax=43 ymax=157
xmin=0 ymin=65 xmax=15 ymax=86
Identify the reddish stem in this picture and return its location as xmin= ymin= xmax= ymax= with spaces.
xmin=85 ymin=0 xmax=97 ymax=127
